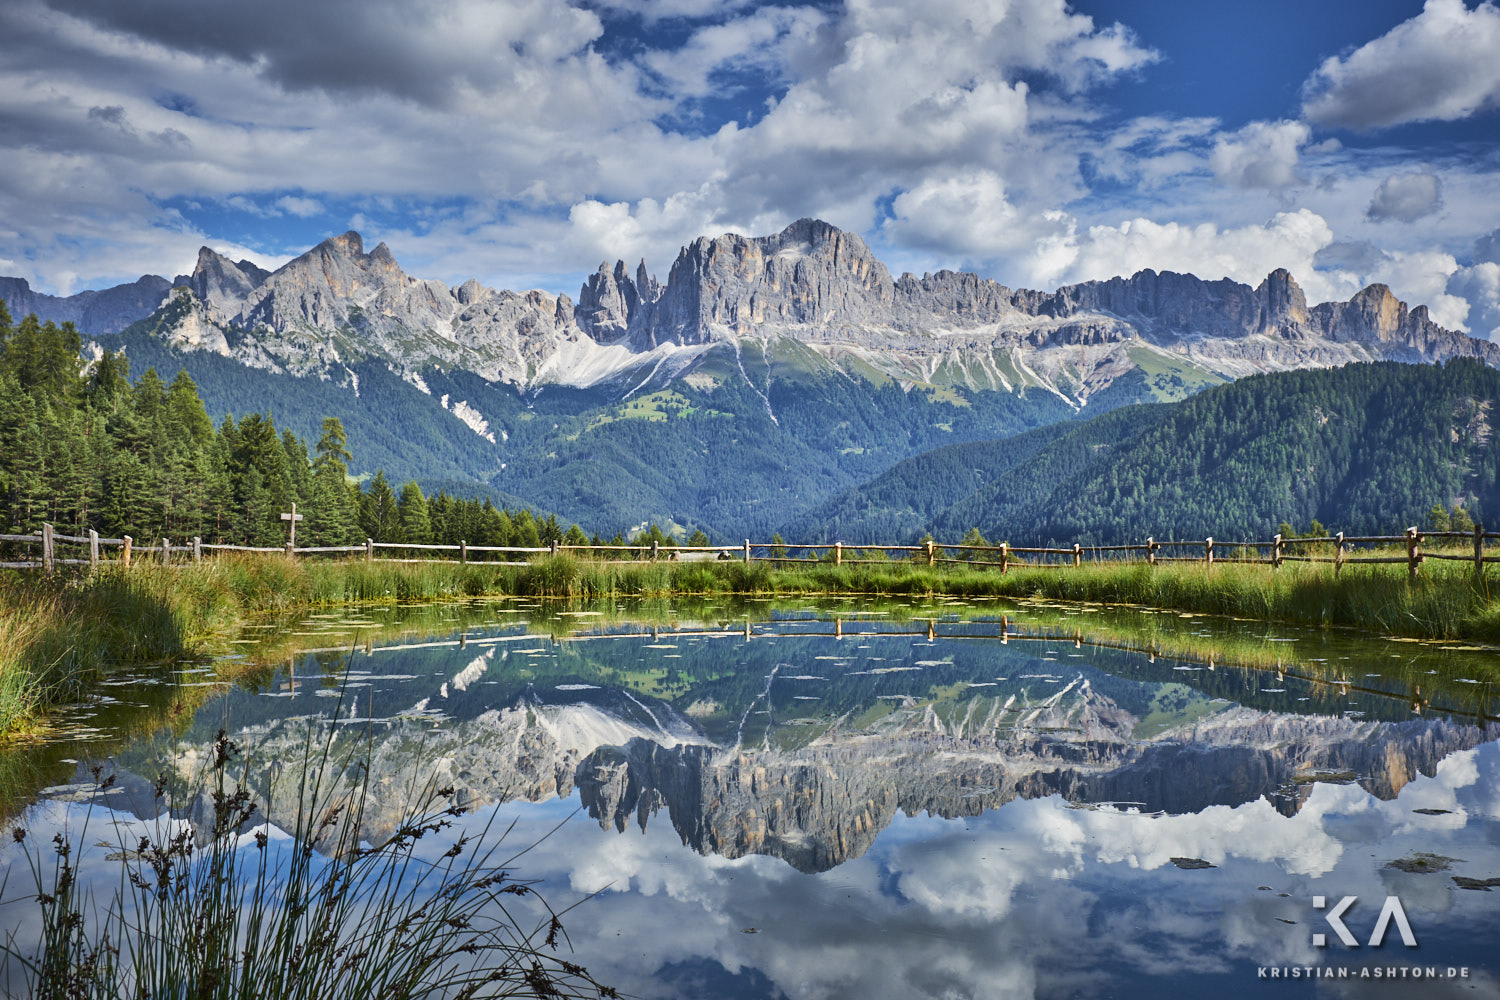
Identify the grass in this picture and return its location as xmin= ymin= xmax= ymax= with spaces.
xmin=4 ymin=548 xmax=1499 ymax=741
xmin=0 ymin=565 xmax=241 ymax=741
xmin=1 ymin=707 xmax=616 ymax=999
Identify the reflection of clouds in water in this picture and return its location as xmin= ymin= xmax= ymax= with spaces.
xmin=7 ymin=745 xmax=1500 ymax=1000
xmin=503 ymin=744 xmax=1500 ymax=998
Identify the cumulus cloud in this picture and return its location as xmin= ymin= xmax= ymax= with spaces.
xmin=274 ymin=195 xmax=324 ymax=218
xmin=1367 ymin=170 xmax=1444 ymax=222
xmin=1209 ymin=120 xmax=1309 ymax=191
xmin=884 ymin=169 xmax=1070 ymax=263
xmin=1041 ymin=209 xmax=1338 ymax=296
xmin=641 ymin=5 xmax=828 ymax=99
xmin=1302 ymin=0 xmax=1500 ymax=130
xmin=44 ymin=0 xmax=622 ymax=112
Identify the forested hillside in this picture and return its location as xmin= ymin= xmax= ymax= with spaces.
xmin=101 ymin=326 xmax=1074 ymax=539
xmin=794 ymin=361 xmax=1500 ymax=545
xmin=0 ymin=305 xmax=579 ymax=549
xmin=782 ymin=405 xmax=1167 ymax=542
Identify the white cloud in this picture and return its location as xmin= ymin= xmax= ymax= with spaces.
xmin=1302 ymin=0 xmax=1500 ymax=129
xmin=1209 ymin=120 xmax=1309 ymax=191
xmin=885 ymin=169 xmax=1067 ymax=263
xmin=1040 ymin=209 xmax=1340 ymax=298
xmin=275 ymin=195 xmax=324 ymax=218
xmin=1367 ymin=170 xmax=1444 ymax=222
xmin=642 ymin=6 xmax=828 ymax=99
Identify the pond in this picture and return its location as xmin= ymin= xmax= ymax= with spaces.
xmin=4 ymin=597 xmax=1500 ymax=998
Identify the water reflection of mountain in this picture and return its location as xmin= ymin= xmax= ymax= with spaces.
xmin=159 ymin=626 xmax=1500 ymax=873
xmin=573 ymin=694 xmax=1495 ymax=873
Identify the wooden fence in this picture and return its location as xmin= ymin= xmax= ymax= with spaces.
xmin=2 ymin=524 xmax=1496 ymax=580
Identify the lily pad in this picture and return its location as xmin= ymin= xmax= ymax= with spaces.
xmin=1453 ymin=876 xmax=1500 ymax=891
xmin=1386 ymin=853 xmax=1458 ymax=874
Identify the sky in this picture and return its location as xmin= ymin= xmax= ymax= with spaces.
xmin=1 ymin=0 xmax=1499 ymax=338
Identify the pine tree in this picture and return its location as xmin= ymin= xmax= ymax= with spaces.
xmin=360 ymin=472 xmax=401 ymax=542
xmin=397 ymin=481 xmax=433 ymax=544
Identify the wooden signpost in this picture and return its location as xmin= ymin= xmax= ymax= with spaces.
xmin=280 ymin=503 xmax=304 ymax=554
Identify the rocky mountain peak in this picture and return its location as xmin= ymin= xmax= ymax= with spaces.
xmin=647 ymin=217 xmax=896 ymax=344
xmin=1254 ymin=267 xmax=1309 ymax=330
xmin=369 ymin=241 xmax=399 ymax=271
xmin=319 ymin=230 xmax=365 ymax=256
xmin=457 ymin=277 xmax=485 ymax=306
xmin=576 ymin=259 xmax=639 ymax=341
xmin=189 ymin=247 xmax=268 ymax=321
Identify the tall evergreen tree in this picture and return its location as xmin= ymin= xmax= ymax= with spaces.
xmin=397 ymin=482 xmax=433 ymax=544
xmin=359 ymin=471 xmax=401 ymax=542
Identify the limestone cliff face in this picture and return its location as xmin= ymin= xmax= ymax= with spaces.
xmin=644 ymin=218 xmax=896 ymax=346
xmin=576 ymin=259 xmax=659 ymax=342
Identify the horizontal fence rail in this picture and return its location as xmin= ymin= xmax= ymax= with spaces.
xmin=2 ymin=523 xmax=1497 ymax=580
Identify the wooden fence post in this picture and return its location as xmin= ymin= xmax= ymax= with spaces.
xmin=1405 ymin=526 xmax=1421 ymax=579
xmin=1204 ymin=536 xmax=1213 ymax=567
xmin=461 ymin=540 xmax=469 ymax=563
xmin=1334 ymin=531 xmax=1344 ymax=577
xmin=548 ymin=539 xmax=557 ymax=556
xmin=366 ymin=538 xmax=374 ymax=562
xmin=163 ymin=538 xmax=171 ymax=565
xmin=834 ymin=541 xmax=842 ymax=566
xmin=1146 ymin=536 xmax=1156 ymax=566
xmin=89 ymin=528 xmax=99 ymax=567
xmin=1072 ymin=542 xmax=1081 ymax=567
xmin=999 ymin=542 xmax=1009 ymax=574
xmin=743 ymin=539 xmax=751 ymax=564
xmin=42 ymin=523 xmax=54 ymax=573
xmin=193 ymin=536 xmax=202 ymax=563
xmin=651 ymin=540 xmax=659 ymax=561
xmin=927 ymin=539 xmax=935 ymax=566
xmin=1271 ymin=533 xmax=1282 ymax=569
xmin=123 ymin=535 xmax=132 ymax=567
xmin=1475 ymin=523 xmax=1485 ymax=578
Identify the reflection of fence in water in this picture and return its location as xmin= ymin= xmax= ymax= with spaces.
xmin=356 ymin=615 xmax=1495 ymax=727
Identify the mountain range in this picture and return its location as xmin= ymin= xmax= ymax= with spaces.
xmin=5 ymin=219 xmax=1499 ymax=537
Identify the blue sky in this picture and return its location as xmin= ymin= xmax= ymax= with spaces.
xmin=1 ymin=0 xmax=1498 ymax=337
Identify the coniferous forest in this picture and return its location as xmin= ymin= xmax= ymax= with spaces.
xmin=0 ymin=303 xmax=580 ymax=549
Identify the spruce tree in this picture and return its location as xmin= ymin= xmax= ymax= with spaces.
xmin=397 ymin=481 xmax=433 ymax=544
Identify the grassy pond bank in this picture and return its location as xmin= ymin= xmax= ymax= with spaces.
xmin=4 ymin=550 xmax=1500 ymax=743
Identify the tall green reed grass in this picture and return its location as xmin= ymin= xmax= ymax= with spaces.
xmin=1 ymin=703 xmax=615 ymax=999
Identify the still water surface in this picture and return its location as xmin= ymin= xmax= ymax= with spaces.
xmin=5 ymin=598 xmax=1500 ymax=998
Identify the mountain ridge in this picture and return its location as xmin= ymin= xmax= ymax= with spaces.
xmin=6 ymin=219 xmax=1498 ymax=408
